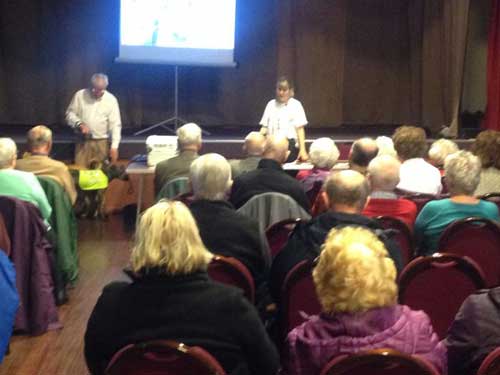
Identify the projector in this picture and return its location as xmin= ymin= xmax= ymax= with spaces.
xmin=146 ymin=135 xmax=178 ymax=167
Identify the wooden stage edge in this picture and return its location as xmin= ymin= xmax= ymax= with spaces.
xmin=3 ymin=124 xmax=476 ymax=161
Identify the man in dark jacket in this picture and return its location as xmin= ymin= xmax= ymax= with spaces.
xmin=229 ymin=136 xmax=310 ymax=211
xmin=270 ymin=169 xmax=403 ymax=301
xmin=188 ymin=153 xmax=271 ymax=304
xmin=446 ymin=287 xmax=500 ymax=375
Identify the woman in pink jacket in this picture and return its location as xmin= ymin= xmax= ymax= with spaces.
xmin=282 ymin=226 xmax=446 ymax=375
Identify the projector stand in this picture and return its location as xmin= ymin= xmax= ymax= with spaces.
xmin=135 ymin=65 xmax=184 ymax=135
xmin=134 ymin=66 xmax=211 ymax=136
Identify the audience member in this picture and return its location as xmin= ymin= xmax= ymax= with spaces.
xmin=0 ymin=138 xmax=51 ymax=220
xmin=281 ymin=226 xmax=446 ymax=375
xmin=270 ymin=170 xmax=402 ymax=301
xmin=0 ymin=250 xmax=19 ymax=363
xmin=84 ymin=201 xmax=279 ymax=375
xmin=428 ymin=138 xmax=459 ymax=174
xmin=229 ymin=131 xmax=266 ymax=179
xmin=189 ymin=153 xmax=270 ymax=303
xmin=393 ymin=125 xmax=442 ymax=194
xmin=363 ymin=155 xmax=417 ymax=229
xmin=375 ymin=136 xmax=397 ymax=157
xmin=415 ymin=151 xmax=499 ymax=255
xmin=154 ymin=123 xmax=201 ymax=194
xmin=229 ymin=135 xmax=310 ymax=211
xmin=348 ymin=137 xmax=379 ymax=175
xmin=16 ymin=125 xmax=77 ymax=205
xmin=473 ymin=130 xmax=500 ymax=196
xmin=446 ymin=286 xmax=500 ymax=375
xmin=296 ymin=137 xmax=339 ymax=193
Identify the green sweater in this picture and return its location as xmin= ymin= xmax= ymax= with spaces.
xmin=0 ymin=169 xmax=52 ymax=220
xmin=415 ymin=198 xmax=500 ymax=255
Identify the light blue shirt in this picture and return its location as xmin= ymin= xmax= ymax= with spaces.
xmin=415 ymin=198 xmax=499 ymax=255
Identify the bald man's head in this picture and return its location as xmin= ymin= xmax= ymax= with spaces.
xmin=367 ymin=155 xmax=401 ymax=192
xmin=349 ymin=138 xmax=379 ymax=174
xmin=325 ymin=170 xmax=370 ymax=212
xmin=243 ymin=132 xmax=266 ymax=157
xmin=263 ymin=135 xmax=290 ymax=164
xmin=27 ymin=125 xmax=52 ymax=153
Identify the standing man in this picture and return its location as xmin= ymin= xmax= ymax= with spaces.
xmin=66 ymin=73 xmax=122 ymax=167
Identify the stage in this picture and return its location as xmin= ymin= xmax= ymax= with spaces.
xmin=3 ymin=124 xmax=476 ymax=162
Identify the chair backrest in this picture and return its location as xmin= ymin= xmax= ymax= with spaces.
xmin=237 ymin=192 xmax=311 ymax=233
xmin=319 ymin=348 xmax=440 ymax=375
xmin=480 ymin=193 xmax=500 ymax=213
xmin=398 ymin=253 xmax=486 ymax=339
xmin=375 ymin=216 xmax=414 ymax=267
xmin=105 ymin=340 xmax=226 ymax=375
xmin=280 ymin=260 xmax=321 ymax=340
xmin=477 ymin=347 xmax=500 ymax=375
xmin=397 ymin=192 xmax=436 ymax=215
xmin=207 ymin=256 xmax=255 ymax=303
xmin=265 ymin=218 xmax=302 ymax=258
xmin=306 ymin=180 xmax=324 ymax=206
xmin=157 ymin=177 xmax=190 ymax=201
xmin=438 ymin=217 xmax=500 ymax=287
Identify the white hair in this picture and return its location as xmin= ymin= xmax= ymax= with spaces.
xmin=190 ymin=153 xmax=232 ymax=201
xmin=444 ymin=150 xmax=481 ymax=195
xmin=428 ymin=139 xmax=459 ymax=167
xmin=309 ymin=138 xmax=340 ymax=169
xmin=368 ymin=155 xmax=401 ymax=191
xmin=177 ymin=123 xmax=202 ymax=148
xmin=375 ymin=136 xmax=397 ymax=157
xmin=91 ymin=73 xmax=109 ymax=87
xmin=0 ymin=138 xmax=17 ymax=168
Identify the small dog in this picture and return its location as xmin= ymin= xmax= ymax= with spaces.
xmin=71 ymin=160 xmax=127 ymax=219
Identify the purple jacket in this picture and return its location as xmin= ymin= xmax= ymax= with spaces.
xmin=282 ymin=304 xmax=447 ymax=375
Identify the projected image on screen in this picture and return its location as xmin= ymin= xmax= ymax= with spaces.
xmin=119 ymin=0 xmax=237 ymax=66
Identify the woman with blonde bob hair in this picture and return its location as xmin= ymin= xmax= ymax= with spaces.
xmin=282 ymin=226 xmax=446 ymax=375
xmin=85 ymin=201 xmax=279 ymax=375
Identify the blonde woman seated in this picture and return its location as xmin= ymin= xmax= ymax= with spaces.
xmin=296 ymin=137 xmax=339 ymax=193
xmin=84 ymin=201 xmax=279 ymax=375
xmin=282 ymin=226 xmax=446 ymax=375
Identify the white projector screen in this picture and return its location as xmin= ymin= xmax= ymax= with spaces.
xmin=117 ymin=0 xmax=237 ymax=66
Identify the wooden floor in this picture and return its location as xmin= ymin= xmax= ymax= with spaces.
xmin=0 ymin=215 xmax=133 ymax=375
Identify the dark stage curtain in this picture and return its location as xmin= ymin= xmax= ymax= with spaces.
xmin=485 ymin=0 xmax=500 ymax=131
xmin=0 ymin=0 xmax=469 ymax=131
xmin=277 ymin=0 xmax=470 ymax=132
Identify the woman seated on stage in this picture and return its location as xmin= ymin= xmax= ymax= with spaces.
xmin=84 ymin=200 xmax=279 ymax=375
xmin=259 ymin=76 xmax=309 ymax=162
xmin=296 ymin=137 xmax=339 ymax=194
xmin=282 ymin=226 xmax=446 ymax=375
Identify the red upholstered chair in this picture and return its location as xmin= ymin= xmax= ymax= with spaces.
xmin=306 ymin=180 xmax=324 ymax=206
xmin=438 ymin=217 xmax=500 ymax=287
xmin=477 ymin=347 xmax=500 ymax=375
xmin=207 ymin=256 xmax=255 ymax=303
xmin=398 ymin=253 xmax=486 ymax=339
xmin=319 ymin=349 xmax=440 ymax=375
xmin=376 ymin=216 xmax=414 ymax=267
xmin=397 ymin=192 xmax=436 ymax=215
xmin=280 ymin=260 xmax=321 ymax=340
xmin=265 ymin=218 xmax=302 ymax=258
xmin=105 ymin=340 xmax=226 ymax=375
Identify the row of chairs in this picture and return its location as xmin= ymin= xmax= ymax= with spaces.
xmin=104 ymin=340 xmax=500 ymax=375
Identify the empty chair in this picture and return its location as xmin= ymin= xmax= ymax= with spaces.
xmin=399 ymin=253 xmax=486 ymax=339
xmin=105 ymin=340 xmax=226 ymax=375
xmin=207 ymin=256 xmax=255 ymax=303
xmin=237 ymin=192 xmax=311 ymax=234
xmin=280 ymin=260 xmax=321 ymax=339
xmin=156 ymin=177 xmax=190 ymax=201
xmin=438 ymin=217 xmax=500 ymax=287
xmin=376 ymin=216 xmax=414 ymax=267
xmin=265 ymin=218 xmax=302 ymax=258
xmin=477 ymin=347 xmax=500 ymax=375
xmin=319 ymin=349 xmax=440 ymax=375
